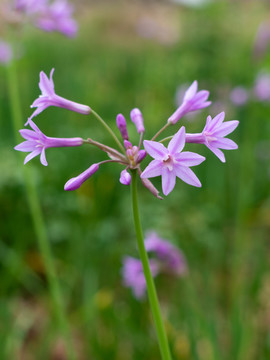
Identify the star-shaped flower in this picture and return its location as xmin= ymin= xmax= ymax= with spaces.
xmin=141 ymin=126 xmax=205 ymax=195
xmin=14 ymin=119 xmax=83 ymax=166
xmin=202 ymin=112 xmax=239 ymax=163
xmin=168 ymin=81 xmax=211 ymax=125
xmin=26 ymin=68 xmax=90 ymax=125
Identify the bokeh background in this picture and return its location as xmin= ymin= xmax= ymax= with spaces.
xmin=1 ymin=0 xmax=270 ymax=359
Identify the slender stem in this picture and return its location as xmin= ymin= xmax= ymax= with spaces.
xmin=130 ymin=170 xmax=172 ymax=360
xmin=159 ymin=136 xmax=173 ymax=143
xmin=151 ymin=123 xmax=171 ymax=141
xmin=7 ymin=60 xmax=75 ymax=360
xmin=85 ymin=138 xmax=127 ymax=162
xmin=138 ymin=132 xmax=144 ymax=149
xmin=90 ymin=109 xmax=125 ymax=153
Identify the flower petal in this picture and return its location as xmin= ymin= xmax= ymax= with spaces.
xmin=168 ymin=126 xmax=186 ymax=154
xmin=207 ymin=144 xmax=226 ymax=162
xmin=40 ymin=148 xmax=48 ymax=166
xmin=213 ymin=120 xmax=239 ymax=137
xmin=212 ymin=138 xmax=238 ymax=150
xmin=143 ymin=140 xmax=168 ymax=160
xmin=28 ymin=119 xmax=42 ymax=134
xmin=174 ymin=164 xmax=202 ymax=187
xmin=28 ymin=106 xmax=46 ymax=122
xmin=161 ymin=167 xmax=176 ymax=195
xmin=191 ymin=90 xmax=210 ymax=107
xmin=183 ymin=81 xmax=198 ymax=102
xmin=206 ymin=112 xmax=225 ymax=132
xmin=19 ymin=129 xmax=39 ymax=141
xmin=14 ymin=141 xmax=36 ymax=152
xmin=24 ymin=149 xmax=41 ymax=164
xmin=39 ymin=69 xmax=55 ymax=97
xmin=140 ymin=160 xmax=163 ymax=178
xmin=175 ymin=151 xmax=205 ymax=166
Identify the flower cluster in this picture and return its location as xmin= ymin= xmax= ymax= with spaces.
xmin=122 ymin=232 xmax=187 ymax=299
xmin=15 ymin=0 xmax=77 ymax=37
xmin=0 ymin=40 xmax=13 ymax=64
xmin=230 ymin=71 xmax=270 ymax=106
xmin=15 ymin=70 xmax=239 ymax=197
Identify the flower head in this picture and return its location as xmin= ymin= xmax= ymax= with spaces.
xmin=141 ymin=126 xmax=205 ymax=195
xmin=27 ymin=68 xmax=91 ymax=124
xmin=15 ymin=0 xmax=77 ymax=37
xmin=202 ymin=112 xmax=238 ymax=163
xmin=122 ymin=256 xmax=159 ymax=299
xmin=254 ymin=72 xmax=270 ymax=102
xmin=36 ymin=0 xmax=78 ymax=37
xmin=145 ymin=232 xmax=187 ymax=276
xmin=14 ymin=119 xmax=83 ymax=166
xmin=230 ymin=86 xmax=249 ymax=106
xmin=122 ymin=232 xmax=187 ymax=299
xmin=168 ymin=81 xmax=211 ymax=125
xmin=0 ymin=40 xmax=13 ymax=64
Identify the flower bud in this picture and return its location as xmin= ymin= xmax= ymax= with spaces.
xmin=137 ymin=150 xmax=147 ymax=163
xmin=64 ymin=163 xmax=99 ymax=191
xmin=116 ymin=113 xmax=129 ymax=140
xmin=120 ymin=169 xmax=131 ymax=185
xmin=124 ymin=140 xmax=132 ymax=149
xmin=130 ymin=108 xmax=145 ymax=134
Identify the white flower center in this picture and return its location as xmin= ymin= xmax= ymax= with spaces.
xmin=163 ymin=154 xmax=174 ymax=171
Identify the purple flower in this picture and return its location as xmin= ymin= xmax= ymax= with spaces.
xmin=15 ymin=0 xmax=47 ymax=14
xmin=122 ymin=256 xmax=159 ymax=299
xmin=36 ymin=0 xmax=78 ymax=37
xmin=15 ymin=0 xmax=77 ymax=37
xmin=186 ymin=112 xmax=239 ymax=163
xmin=27 ymin=68 xmax=91 ymax=124
xmin=145 ymin=232 xmax=187 ymax=275
xmin=122 ymin=232 xmax=187 ymax=299
xmin=0 ymin=40 xmax=13 ymax=64
xmin=254 ymin=72 xmax=270 ymax=102
xmin=168 ymin=81 xmax=211 ymax=125
xmin=130 ymin=108 xmax=145 ymax=134
xmin=116 ymin=113 xmax=129 ymax=140
xmin=120 ymin=169 xmax=131 ymax=185
xmin=14 ymin=119 xmax=83 ymax=166
xmin=64 ymin=163 xmax=99 ymax=191
xmin=230 ymin=86 xmax=249 ymax=106
xmin=141 ymin=126 xmax=205 ymax=195
xmin=253 ymin=21 xmax=270 ymax=60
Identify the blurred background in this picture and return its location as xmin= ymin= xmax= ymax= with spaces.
xmin=1 ymin=0 xmax=270 ymax=359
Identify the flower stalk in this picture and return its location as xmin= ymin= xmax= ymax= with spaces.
xmin=131 ymin=170 xmax=172 ymax=360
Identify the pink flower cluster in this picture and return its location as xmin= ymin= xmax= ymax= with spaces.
xmin=15 ymin=69 xmax=239 ymax=197
xmin=122 ymin=232 xmax=187 ymax=299
xmin=15 ymin=0 xmax=77 ymax=37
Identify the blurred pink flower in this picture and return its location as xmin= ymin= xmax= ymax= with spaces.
xmin=230 ymin=86 xmax=249 ymax=106
xmin=254 ymin=72 xmax=270 ymax=102
xmin=0 ymin=40 xmax=13 ymax=64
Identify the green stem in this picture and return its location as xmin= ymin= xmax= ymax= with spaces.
xmin=130 ymin=170 xmax=172 ymax=360
xmin=91 ymin=109 xmax=125 ymax=153
xmin=7 ymin=60 xmax=75 ymax=359
xmin=151 ymin=123 xmax=171 ymax=141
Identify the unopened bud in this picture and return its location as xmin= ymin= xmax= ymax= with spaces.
xmin=120 ymin=170 xmax=131 ymax=185
xmin=116 ymin=114 xmax=129 ymax=140
xmin=130 ymin=108 xmax=145 ymax=134
xmin=137 ymin=150 xmax=147 ymax=163
xmin=124 ymin=140 xmax=132 ymax=149
xmin=64 ymin=163 xmax=99 ymax=191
